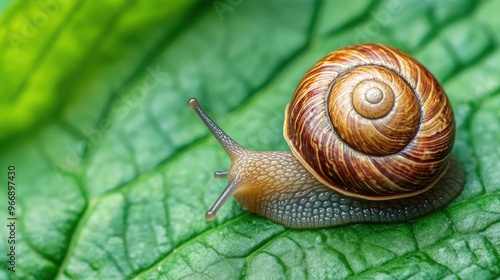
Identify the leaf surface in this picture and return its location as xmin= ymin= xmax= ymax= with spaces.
xmin=0 ymin=1 xmax=499 ymax=279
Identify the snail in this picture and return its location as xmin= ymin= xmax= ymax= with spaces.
xmin=188 ymin=43 xmax=464 ymax=229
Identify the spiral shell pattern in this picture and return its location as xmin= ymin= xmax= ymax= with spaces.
xmin=284 ymin=44 xmax=455 ymax=199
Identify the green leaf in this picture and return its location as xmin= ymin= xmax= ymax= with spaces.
xmin=0 ymin=0 xmax=499 ymax=279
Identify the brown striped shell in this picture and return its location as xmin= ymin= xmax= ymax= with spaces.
xmin=284 ymin=43 xmax=455 ymax=200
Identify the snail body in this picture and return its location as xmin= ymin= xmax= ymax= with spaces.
xmin=188 ymin=43 xmax=464 ymax=229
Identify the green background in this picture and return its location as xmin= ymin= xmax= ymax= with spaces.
xmin=0 ymin=0 xmax=499 ymax=279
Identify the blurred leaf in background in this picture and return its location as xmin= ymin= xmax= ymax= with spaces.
xmin=0 ymin=0 xmax=499 ymax=279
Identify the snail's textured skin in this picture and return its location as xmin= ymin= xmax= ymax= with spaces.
xmin=285 ymin=44 xmax=456 ymax=200
xmin=232 ymin=151 xmax=463 ymax=229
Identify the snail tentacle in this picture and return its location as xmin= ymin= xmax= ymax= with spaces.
xmin=189 ymin=98 xmax=248 ymax=219
xmin=214 ymin=170 xmax=228 ymax=178
xmin=188 ymin=98 xmax=245 ymax=159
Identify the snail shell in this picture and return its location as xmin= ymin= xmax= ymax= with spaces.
xmin=285 ymin=44 xmax=455 ymax=200
xmin=188 ymin=43 xmax=464 ymax=229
